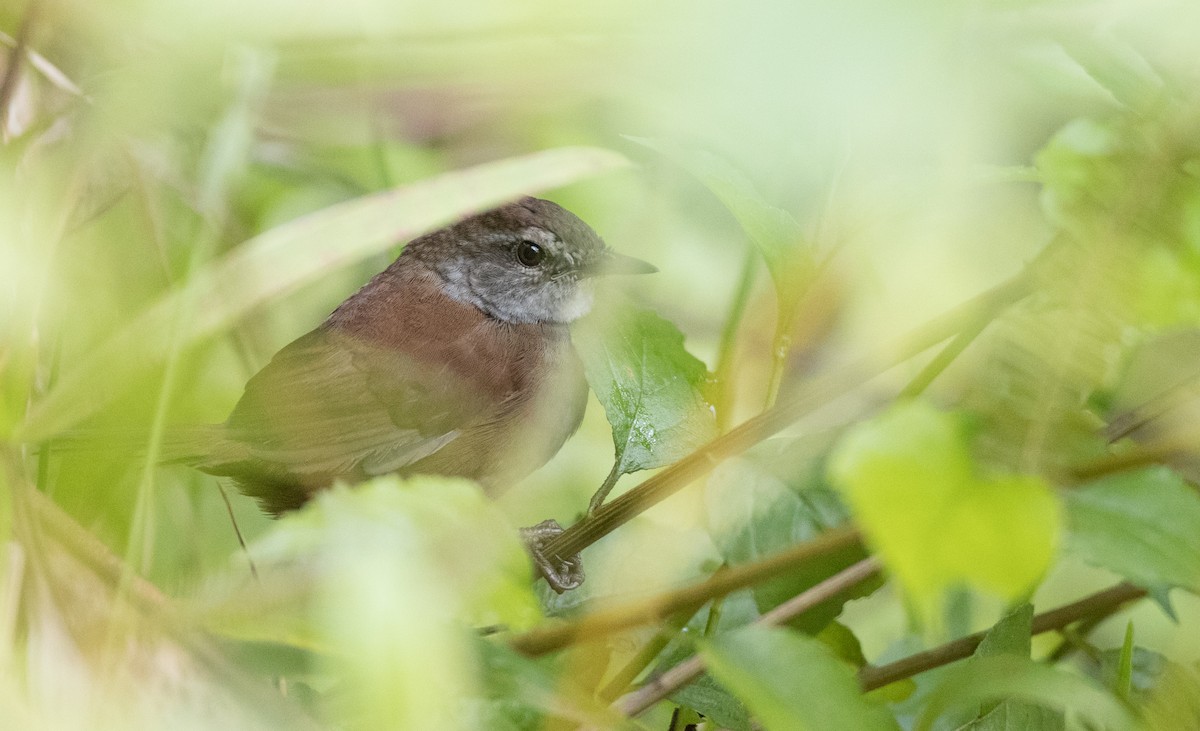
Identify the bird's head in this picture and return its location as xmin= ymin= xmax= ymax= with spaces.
xmin=410 ymin=197 xmax=656 ymax=324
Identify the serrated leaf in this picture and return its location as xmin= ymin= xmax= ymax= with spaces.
xmin=829 ymin=403 xmax=1061 ymax=618
xmin=1065 ymin=467 xmax=1200 ymax=594
xmin=701 ymin=626 xmax=901 ymax=731
xmin=576 ymin=306 xmax=717 ymax=476
xmin=17 ymin=146 xmax=629 ymax=442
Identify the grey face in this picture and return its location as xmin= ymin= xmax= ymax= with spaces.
xmin=413 ymin=198 xmax=611 ymax=325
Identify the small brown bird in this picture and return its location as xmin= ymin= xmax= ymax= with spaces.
xmin=168 ymin=197 xmax=654 ymax=530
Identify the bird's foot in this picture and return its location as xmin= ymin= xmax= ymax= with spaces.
xmin=520 ymin=519 xmax=584 ymax=593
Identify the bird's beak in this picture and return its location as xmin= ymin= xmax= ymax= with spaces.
xmin=585 ymin=249 xmax=658 ymax=278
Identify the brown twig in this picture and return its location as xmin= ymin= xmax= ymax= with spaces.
xmin=511 ymin=525 xmax=863 ymax=657
xmin=857 ymin=581 xmax=1147 ymax=692
xmin=612 ymin=557 xmax=882 ymax=719
xmin=540 ymin=274 xmax=1032 ymax=570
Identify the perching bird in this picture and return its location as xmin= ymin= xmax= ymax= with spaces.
xmin=164 ymin=197 xmax=654 ymax=525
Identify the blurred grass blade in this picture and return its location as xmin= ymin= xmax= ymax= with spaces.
xmin=16 ymin=146 xmax=628 ymax=442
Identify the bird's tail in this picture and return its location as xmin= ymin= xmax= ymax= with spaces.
xmin=44 ymin=424 xmax=229 ymax=466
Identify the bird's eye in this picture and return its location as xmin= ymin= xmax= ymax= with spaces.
xmin=515 ymin=240 xmax=545 ymax=267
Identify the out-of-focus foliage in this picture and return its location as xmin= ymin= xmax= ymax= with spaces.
xmin=6 ymin=0 xmax=1200 ymax=728
xmin=702 ymin=625 xmax=900 ymax=731
xmin=830 ymin=402 xmax=1060 ymax=621
xmin=1065 ymin=468 xmax=1200 ymax=595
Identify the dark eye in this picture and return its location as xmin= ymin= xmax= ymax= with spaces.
xmin=515 ymin=240 xmax=545 ymax=267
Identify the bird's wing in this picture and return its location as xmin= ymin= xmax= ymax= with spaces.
xmin=218 ymin=327 xmax=485 ymax=480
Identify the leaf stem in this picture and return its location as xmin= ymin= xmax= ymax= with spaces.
xmin=713 ymin=248 xmax=758 ymax=432
xmin=897 ymin=316 xmax=989 ymax=400
xmin=588 ymin=461 xmax=623 ymax=515
xmin=763 ymin=318 xmax=793 ymax=411
xmin=857 ymin=581 xmax=1146 ymax=692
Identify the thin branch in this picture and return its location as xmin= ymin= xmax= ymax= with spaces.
xmin=612 ymin=557 xmax=882 ymax=719
xmin=896 ymin=316 xmax=988 ymax=400
xmin=512 ymin=525 xmax=863 ymax=656
xmin=857 ymin=581 xmax=1147 ymax=692
xmin=218 ymin=480 xmax=259 ymax=581
xmin=539 ymin=274 xmax=1033 ymax=569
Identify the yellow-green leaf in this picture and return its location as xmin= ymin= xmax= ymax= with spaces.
xmin=829 ymin=402 xmax=1061 ymax=617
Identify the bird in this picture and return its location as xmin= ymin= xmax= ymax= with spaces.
xmin=161 ymin=197 xmax=655 ymax=535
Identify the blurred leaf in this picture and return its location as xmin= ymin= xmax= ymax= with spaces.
xmin=470 ymin=639 xmax=625 ymax=731
xmin=668 ymin=674 xmax=752 ymax=731
xmin=1065 ymin=467 xmax=1200 ymax=594
xmin=975 ymin=604 xmax=1033 ymax=659
xmin=1132 ymin=247 xmax=1200 ymax=330
xmin=817 ymin=620 xmax=867 ymax=667
xmin=961 ymin=701 xmax=1067 ymax=731
xmin=917 ymin=656 xmax=1134 ymax=731
xmin=701 ymin=626 xmax=901 ymax=731
xmin=576 ymin=306 xmax=717 ymax=476
xmin=16 ymin=146 xmax=629 ymax=442
xmin=1143 ymin=661 xmax=1200 ymax=730
xmin=829 ymin=402 xmax=1061 ymax=618
xmin=705 ymin=453 xmax=874 ymax=632
xmin=626 ymin=138 xmax=814 ymax=314
xmin=195 ymin=476 xmax=541 ymax=649
xmin=961 ymin=604 xmax=1065 ymax=731
xmin=1104 ymin=329 xmax=1200 ymax=452
xmin=1058 ymin=35 xmax=1164 ymax=113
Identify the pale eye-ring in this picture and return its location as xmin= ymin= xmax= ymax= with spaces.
xmin=516 ymin=240 xmax=546 ymax=267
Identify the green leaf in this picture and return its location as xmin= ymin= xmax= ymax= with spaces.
xmin=1143 ymin=661 xmax=1200 ymax=729
xmin=917 ymin=656 xmax=1134 ymax=731
xmin=1065 ymin=467 xmax=1200 ymax=594
xmin=576 ymin=306 xmax=717 ymax=476
xmin=961 ymin=701 xmax=1067 ymax=731
xmin=471 ymin=639 xmax=626 ymax=731
xmin=701 ymin=626 xmax=901 ymax=731
xmin=1057 ymin=35 xmax=1164 ymax=113
xmin=975 ymin=604 xmax=1034 ymax=659
xmin=961 ymin=605 xmax=1066 ymax=731
xmin=705 ymin=450 xmax=875 ymax=632
xmin=668 ymin=674 xmax=752 ymax=731
xmin=16 ymin=147 xmax=629 ymax=442
xmin=828 ymin=402 xmax=1061 ymax=618
xmin=195 ymin=476 xmax=542 ymax=648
